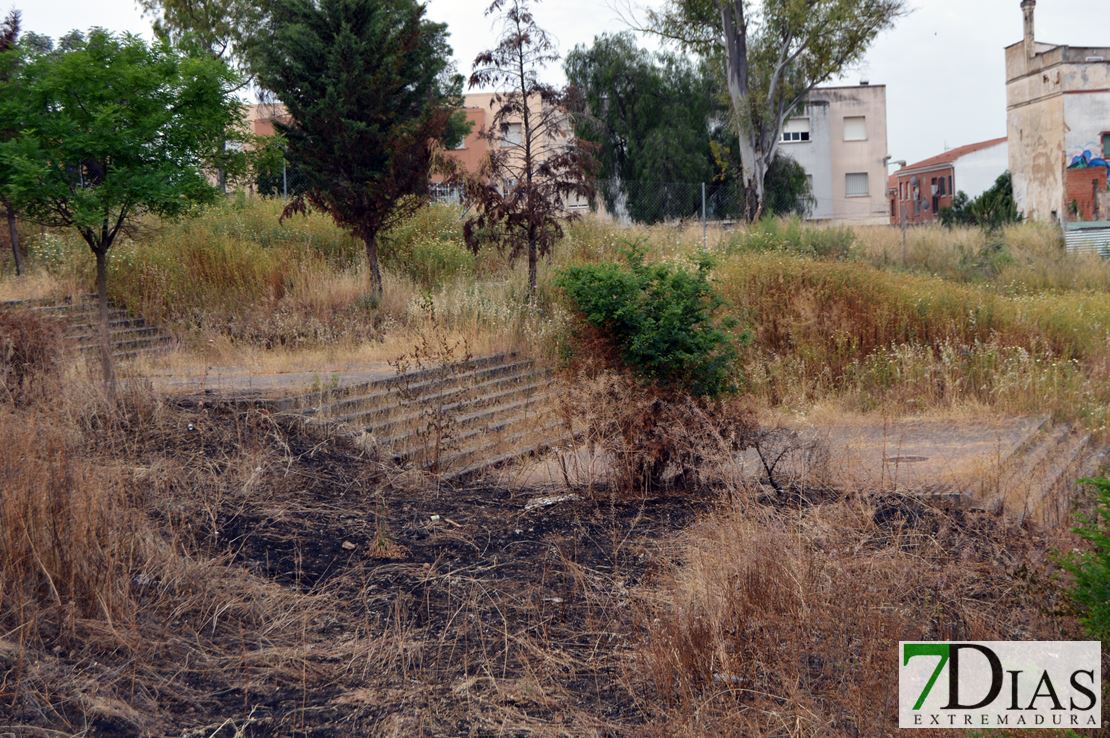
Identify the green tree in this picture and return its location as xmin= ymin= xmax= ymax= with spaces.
xmin=252 ymin=0 xmax=466 ymax=303
xmin=566 ymin=32 xmax=812 ymax=223
xmin=0 ymin=10 xmax=23 ymax=276
xmin=566 ymin=33 xmax=719 ymax=222
xmin=763 ymin=153 xmax=814 ymax=217
xmin=555 ymin=247 xmax=739 ymax=398
xmin=138 ymin=0 xmax=265 ymax=82
xmin=939 ymin=172 xmax=1021 ymax=231
xmin=648 ymin=0 xmax=903 ymax=221
xmin=0 ymin=30 xmax=242 ymax=394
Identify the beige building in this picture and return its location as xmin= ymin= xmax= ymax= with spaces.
xmin=1006 ymin=0 xmax=1110 ymax=222
xmin=779 ymin=83 xmax=891 ymax=224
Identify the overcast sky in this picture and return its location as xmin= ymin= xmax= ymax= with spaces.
xmin=17 ymin=0 xmax=1110 ymax=166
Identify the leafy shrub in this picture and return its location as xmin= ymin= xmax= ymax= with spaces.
xmin=0 ymin=309 xmax=63 ymax=404
xmin=1063 ymin=477 xmax=1110 ymax=641
xmin=940 ymin=172 xmax=1022 ymax=231
xmin=555 ymin=246 xmax=742 ymax=398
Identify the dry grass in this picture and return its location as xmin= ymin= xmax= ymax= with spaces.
xmin=629 ymin=495 xmax=1077 ymax=737
xmin=0 ymin=201 xmax=1106 ymax=438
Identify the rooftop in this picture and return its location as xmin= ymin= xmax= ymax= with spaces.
xmin=893 ymin=137 xmax=1008 ymax=177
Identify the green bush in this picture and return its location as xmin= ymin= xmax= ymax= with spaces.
xmin=555 ymin=246 xmax=743 ymax=398
xmin=1063 ymin=477 xmax=1110 ymax=640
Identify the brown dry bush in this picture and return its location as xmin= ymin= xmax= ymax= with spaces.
xmin=630 ymin=498 xmax=1075 ymax=737
xmin=0 ymin=308 xmax=63 ymax=404
xmin=562 ymin=367 xmax=758 ymax=495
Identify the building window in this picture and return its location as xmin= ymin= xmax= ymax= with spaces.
xmin=782 ymin=117 xmax=811 ymax=143
xmin=845 ymin=172 xmax=869 ymax=197
xmin=500 ymin=122 xmax=523 ymax=146
xmin=947 ymin=175 xmax=953 ymax=196
xmin=1104 ymin=133 xmax=1110 ymax=159
xmin=843 ymin=116 xmax=867 ymax=142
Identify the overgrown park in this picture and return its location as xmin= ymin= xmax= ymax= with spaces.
xmin=0 ymin=0 xmax=1108 ymax=735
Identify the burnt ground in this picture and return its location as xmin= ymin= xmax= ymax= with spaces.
xmin=3 ymin=400 xmax=1087 ymax=738
xmin=202 ymin=407 xmax=710 ymax=736
xmin=16 ymin=401 xmax=708 ymax=738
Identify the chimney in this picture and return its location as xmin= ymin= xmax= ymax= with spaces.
xmin=1022 ymin=0 xmax=1036 ymax=59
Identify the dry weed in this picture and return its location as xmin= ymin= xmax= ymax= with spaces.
xmin=630 ymin=497 xmax=1075 ymax=737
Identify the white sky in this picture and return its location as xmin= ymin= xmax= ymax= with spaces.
xmin=15 ymin=0 xmax=1110 ymax=166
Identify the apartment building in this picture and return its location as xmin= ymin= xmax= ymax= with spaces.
xmin=780 ymin=83 xmax=890 ymax=225
xmin=888 ymin=138 xmax=1009 ymax=225
xmin=1006 ymin=0 xmax=1110 ymax=222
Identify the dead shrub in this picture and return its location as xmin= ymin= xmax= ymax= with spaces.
xmin=0 ymin=308 xmax=64 ymax=404
xmin=631 ymin=500 xmax=1073 ymax=736
xmin=0 ymin=411 xmax=144 ymax=643
xmin=563 ymin=368 xmax=758 ymax=495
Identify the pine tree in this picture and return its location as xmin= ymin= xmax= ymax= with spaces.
xmin=252 ymin=0 xmax=466 ymax=303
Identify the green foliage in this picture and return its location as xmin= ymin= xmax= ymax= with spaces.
xmin=763 ymin=154 xmax=816 ymax=217
xmin=555 ymin=246 xmax=742 ymax=397
xmin=940 ymin=172 xmax=1022 ymax=231
xmin=648 ymin=0 xmax=903 ymax=220
xmin=726 ymin=218 xmax=854 ymax=259
xmin=565 ymin=33 xmax=720 ymax=220
xmin=1063 ymin=478 xmax=1110 ymax=641
xmin=0 ymin=29 xmax=243 ymax=255
xmin=251 ymin=0 xmax=465 ymax=299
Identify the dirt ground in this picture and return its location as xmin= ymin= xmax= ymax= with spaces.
xmin=1 ymin=397 xmax=1091 ymax=737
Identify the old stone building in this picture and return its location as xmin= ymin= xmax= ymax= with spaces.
xmin=1006 ymin=0 xmax=1110 ymax=222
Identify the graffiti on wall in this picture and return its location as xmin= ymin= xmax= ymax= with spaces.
xmin=1069 ymin=142 xmax=1110 ymax=190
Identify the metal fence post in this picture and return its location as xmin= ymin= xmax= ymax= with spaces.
xmin=701 ymin=182 xmax=707 ymax=251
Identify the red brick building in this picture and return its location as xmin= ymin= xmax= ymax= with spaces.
xmin=1065 ymin=165 xmax=1109 ymax=222
xmin=889 ymin=137 xmax=1009 ymax=225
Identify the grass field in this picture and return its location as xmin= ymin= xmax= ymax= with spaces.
xmin=0 ymin=199 xmax=1106 ymax=735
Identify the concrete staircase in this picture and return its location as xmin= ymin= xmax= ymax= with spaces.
xmin=272 ymin=353 xmax=572 ymax=481
xmin=922 ymin=418 xmax=1107 ymax=527
xmin=4 ymin=297 xmax=173 ymax=359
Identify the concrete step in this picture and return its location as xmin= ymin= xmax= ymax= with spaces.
xmin=312 ymin=360 xmax=540 ymax=421
xmin=65 ymin=316 xmax=147 ymax=334
xmin=440 ymin=417 xmax=574 ymax=480
xmin=391 ymin=401 xmax=562 ymax=462
xmin=341 ymin=372 xmax=550 ymax=438
xmin=272 ymin=353 xmax=518 ymax=413
xmin=78 ymin=334 xmax=172 ymax=354
xmin=1024 ymin=431 xmax=1094 ymax=526
xmin=999 ymin=424 xmax=1074 ymax=507
xmin=70 ymin=325 xmax=158 ymax=344
xmin=375 ymin=388 xmax=552 ymax=452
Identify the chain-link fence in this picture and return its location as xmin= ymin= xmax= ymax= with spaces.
xmin=257 ymin=169 xmax=744 ymax=229
xmin=595 ymin=179 xmax=748 ymax=226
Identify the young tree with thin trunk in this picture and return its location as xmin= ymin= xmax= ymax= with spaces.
xmin=0 ymin=30 xmax=241 ymax=395
xmin=0 ymin=10 xmax=23 ymax=276
xmin=647 ymin=0 xmax=904 ymax=221
xmin=252 ymin=0 xmax=467 ymax=304
xmin=461 ymin=0 xmax=595 ymax=298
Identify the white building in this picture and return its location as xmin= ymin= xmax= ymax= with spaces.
xmin=779 ymin=83 xmax=891 ymax=225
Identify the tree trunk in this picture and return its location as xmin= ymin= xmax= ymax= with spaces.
xmin=5 ymin=202 xmax=21 ymax=276
xmin=527 ymin=232 xmax=538 ymax=300
xmin=364 ymin=233 xmax=383 ymax=305
xmin=720 ymin=0 xmax=766 ymax=223
xmin=94 ymin=249 xmax=117 ymax=399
